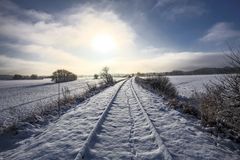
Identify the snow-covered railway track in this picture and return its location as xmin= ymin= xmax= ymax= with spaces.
xmin=74 ymin=79 xmax=127 ymax=160
xmin=130 ymin=79 xmax=172 ymax=160
xmin=75 ymin=78 xmax=172 ymax=160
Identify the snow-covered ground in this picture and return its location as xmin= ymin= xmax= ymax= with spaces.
xmin=0 ymin=77 xmax=124 ymax=129
xmin=0 ymin=77 xmax=102 ymax=110
xmin=1 ymin=78 xmax=239 ymax=160
xmin=0 ymin=80 xmax=125 ymax=159
xmin=168 ymin=74 xmax=221 ymax=98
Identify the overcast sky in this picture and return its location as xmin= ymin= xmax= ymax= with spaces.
xmin=0 ymin=0 xmax=240 ymax=75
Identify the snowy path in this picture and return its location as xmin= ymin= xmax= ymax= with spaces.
xmin=1 ymin=78 xmax=240 ymax=160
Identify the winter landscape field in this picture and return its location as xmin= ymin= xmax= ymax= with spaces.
xmin=0 ymin=78 xmax=101 ymax=110
xmin=168 ymin=74 xmax=220 ymax=98
xmin=1 ymin=0 xmax=240 ymax=159
xmin=0 ymin=77 xmax=125 ymax=129
xmin=1 ymin=77 xmax=240 ymax=160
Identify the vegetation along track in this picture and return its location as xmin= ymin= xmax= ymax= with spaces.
xmin=74 ymin=78 xmax=172 ymax=160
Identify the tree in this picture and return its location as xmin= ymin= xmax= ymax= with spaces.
xmin=93 ymin=74 xmax=99 ymax=79
xmin=52 ymin=69 xmax=77 ymax=83
xmin=30 ymin=74 xmax=38 ymax=79
xmin=13 ymin=74 xmax=23 ymax=80
xmin=100 ymin=66 xmax=113 ymax=85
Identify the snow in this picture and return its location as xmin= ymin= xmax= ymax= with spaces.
xmin=1 ymin=78 xmax=240 ymax=160
xmin=0 ymin=78 xmax=53 ymax=89
xmin=168 ymin=74 xmax=221 ymax=98
xmin=0 ymin=77 xmax=102 ymax=110
xmin=132 ymin=79 xmax=240 ymax=159
xmin=0 ymin=77 xmax=124 ymax=129
xmin=0 ymin=80 xmax=125 ymax=160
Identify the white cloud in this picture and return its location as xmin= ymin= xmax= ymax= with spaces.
xmin=0 ymin=1 xmax=228 ymax=75
xmin=0 ymin=1 xmax=137 ymax=74
xmin=105 ymin=51 xmax=225 ymax=73
xmin=153 ymin=0 xmax=206 ymax=20
xmin=200 ymin=22 xmax=240 ymax=43
xmin=0 ymin=4 xmax=135 ymax=49
xmin=0 ymin=55 xmax=57 ymax=75
xmin=0 ymin=0 xmax=52 ymax=21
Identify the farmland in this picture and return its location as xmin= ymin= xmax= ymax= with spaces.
xmin=168 ymin=74 xmax=220 ymax=98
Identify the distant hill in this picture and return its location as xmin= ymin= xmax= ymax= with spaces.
xmin=164 ymin=67 xmax=239 ymax=76
xmin=136 ymin=67 xmax=239 ymax=77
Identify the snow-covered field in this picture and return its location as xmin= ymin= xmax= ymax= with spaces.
xmin=0 ymin=78 xmax=102 ymax=110
xmin=1 ymin=78 xmax=239 ymax=160
xmin=168 ymin=74 xmax=221 ymax=98
xmin=0 ymin=77 xmax=124 ymax=129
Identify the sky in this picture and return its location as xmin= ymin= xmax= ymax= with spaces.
xmin=0 ymin=0 xmax=240 ymax=75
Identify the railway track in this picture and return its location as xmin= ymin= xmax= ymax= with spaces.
xmin=74 ymin=78 xmax=172 ymax=160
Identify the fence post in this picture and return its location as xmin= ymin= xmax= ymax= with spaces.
xmin=58 ymin=75 xmax=61 ymax=117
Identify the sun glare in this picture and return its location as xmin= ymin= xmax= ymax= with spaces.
xmin=91 ymin=34 xmax=116 ymax=53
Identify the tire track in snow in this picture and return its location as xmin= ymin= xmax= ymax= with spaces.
xmin=75 ymin=79 xmax=173 ymax=160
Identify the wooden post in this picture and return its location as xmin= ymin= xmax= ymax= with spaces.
xmin=58 ymin=73 xmax=61 ymax=117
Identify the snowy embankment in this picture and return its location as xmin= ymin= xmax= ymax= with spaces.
xmin=168 ymin=74 xmax=221 ymax=98
xmin=132 ymin=80 xmax=240 ymax=159
xmin=1 ymin=78 xmax=239 ymax=160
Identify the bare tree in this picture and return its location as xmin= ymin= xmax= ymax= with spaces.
xmin=100 ymin=66 xmax=113 ymax=85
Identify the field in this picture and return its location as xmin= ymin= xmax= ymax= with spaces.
xmin=168 ymin=74 xmax=220 ymax=98
xmin=0 ymin=77 xmax=124 ymax=129
xmin=0 ymin=77 xmax=103 ymax=110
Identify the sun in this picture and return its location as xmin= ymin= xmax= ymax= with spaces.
xmin=91 ymin=34 xmax=116 ymax=53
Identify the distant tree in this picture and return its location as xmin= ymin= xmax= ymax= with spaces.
xmin=13 ymin=74 xmax=23 ymax=80
xmin=52 ymin=69 xmax=77 ymax=83
xmin=93 ymin=74 xmax=99 ymax=79
xmin=30 ymin=74 xmax=38 ymax=79
xmin=100 ymin=66 xmax=113 ymax=85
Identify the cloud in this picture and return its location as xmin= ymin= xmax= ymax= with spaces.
xmin=0 ymin=0 xmax=52 ymax=21
xmin=106 ymin=51 xmax=226 ymax=73
xmin=0 ymin=1 xmax=229 ymax=75
xmin=0 ymin=1 xmax=136 ymax=74
xmin=153 ymin=0 xmax=206 ymax=20
xmin=0 ymin=2 xmax=135 ymax=49
xmin=0 ymin=55 xmax=57 ymax=75
xmin=200 ymin=22 xmax=240 ymax=43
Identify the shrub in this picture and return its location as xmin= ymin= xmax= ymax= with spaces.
xmin=13 ymin=74 xmax=23 ymax=80
xmin=100 ymin=66 xmax=114 ymax=85
xmin=197 ymin=45 xmax=240 ymax=139
xmin=52 ymin=69 xmax=77 ymax=83
xmin=62 ymin=87 xmax=71 ymax=103
xmin=135 ymin=76 xmax=177 ymax=98
xmin=30 ymin=74 xmax=38 ymax=79
xmin=93 ymin=74 xmax=99 ymax=79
